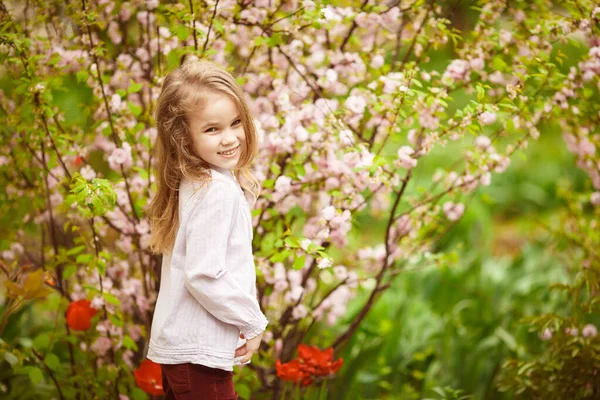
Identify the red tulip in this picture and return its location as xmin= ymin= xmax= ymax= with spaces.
xmin=276 ymin=359 xmax=313 ymax=386
xmin=65 ymin=300 xmax=98 ymax=331
xmin=134 ymin=359 xmax=164 ymax=396
xmin=297 ymin=344 xmax=343 ymax=376
xmin=276 ymin=344 xmax=343 ymax=386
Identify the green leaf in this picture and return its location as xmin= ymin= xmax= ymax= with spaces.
xmin=270 ymin=162 xmax=281 ymax=176
xmin=130 ymin=387 xmax=147 ymax=400
xmin=128 ymin=82 xmax=143 ymax=93
xmin=67 ymin=245 xmax=86 ymax=256
xmin=96 ymin=258 xmax=107 ymax=276
xmin=23 ymin=270 xmax=53 ymax=299
xmin=45 ymin=353 xmax=60 ymax=371
xmin=76 ymin=254 xmax=94 ymax=264
xmin=33 ymin=334 xmax=51 ymax=352
xmin=122 ymin=335 xmax=138 ymax=351
xmin=493 ymin=56 xmax=507 ymax=70
xmin=109 ymin=314 xmax=124 ymax=328
xmin=76 ymin=70 xmax=88 ymax=83
xmin=284 ymin=237 xmax=299 ymax=248
xmin=103 ymin=292 xmax=120 ymax=306
xmin=293 ymin=255 xmax=306 ymax=270
xmin=495 ymin=326 xmax=517 ymax=351
xmin=63 ymin=265 xmax=78 ymax=280
xmin=236 ymin=383 xmax=251 ymax=399
xmin=269 ymin=249 xmax=291 ymax=263
xmin=173 ymin=25 xmax=189 ymax=41
xmin=28 ymin=366 xmax=44 ymax=385
xmin=4 ymin=351 xmax=18 ymax=367
xmin=476 ymin=84 xmax=485 ymax=102
xmin=212 ymin=19 xmax=224 ymax=34
xmin=128 ymin=102 xmax=142 ymax=116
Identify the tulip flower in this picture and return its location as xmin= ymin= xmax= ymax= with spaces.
xmin=276 ymin=344 xmax=343 ymax=387
xmin=134 ymin=359 xmax=164 ymax=396
xmin=276 ymin=359 xmax=313 ymax=386
xmin=65 ymin=299 xmax=98 ymax=331
xmin=297 ymin=344 xmax=343 ymax=377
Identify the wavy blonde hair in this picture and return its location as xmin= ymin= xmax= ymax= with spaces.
xmin=147 ymin=58 xmax=261 ymax=254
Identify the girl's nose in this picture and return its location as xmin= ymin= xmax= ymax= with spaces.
xmin=221 ymin=129 xmax=238 ymax=144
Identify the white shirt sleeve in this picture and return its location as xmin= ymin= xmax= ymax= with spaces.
xmin=183 ymin=178 xmax=268 ymax=339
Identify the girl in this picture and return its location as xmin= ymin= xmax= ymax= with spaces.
xmin=146 ymin=58 xmax=269 ymax=400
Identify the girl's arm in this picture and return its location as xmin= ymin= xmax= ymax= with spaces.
xmin=183 ymin=178 xmax=268 ymax=340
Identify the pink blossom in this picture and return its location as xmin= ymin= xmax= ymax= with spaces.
xmin=499 ymin=30 xmax=513 ymax=46
xmin=565 ymin=327 xmax=579 ymax=336
xmin=333 ymin=265 xmax=348 ymax=280
xmin=397 ymin=146 xmax=417 ymax=169
xmin=582 ymin=324 xmax=598 ymax=338
xmin=380 ymin=7 xmax=401 ymax=30
xmin=591 ymin=192 xmax=600 ymax=206
xmin=274 ymin=280 xmax=289 ymax=292
xmin=479 ymin=111 xmax=497 ymax=126
xmin=136 ymin=11 xmax=156 ymax=26
xmin=300 ymin=238 xmax=312 ymax=251
xmin=489 ymin=153 xmax=510 ymax=173
xmin=80 ymin=165 xmax=96 ymax=180
xmin=90 ymin=336 xmax=112 ymax=357
xmin=302 ymin=0 xmax=316 ymax=11
xmin=135 ymin=219 xmax=150 ymax=235
xmin=443 ymin=202 xmax=465 ymax=221
xmin=539 ymin=328 xmax=552 ymax=341
xmin=344 ymin=95 xmax=367 ymax=115
xmin=443 ymin=59 xmax=470 ymax=83
xmin=418 ymin=107 xmax=439 ymax=130
xmin=474 ymin=135 xmax=492 ymax=149
xmin=393 ymin=214 xmax=412 ymax=238
xmin=110 ymin=94 xmax=122 ymax=113
xmin=480 ymin=172 xmax=492 ymax=186
xmin=355 ymin=12 xmax=381 ymax=30
xmin=370 ymin=54 xmax=384 ymax=69
xmin=489 ymin=71 xmax=505 ymax=85
xmin=119 ymin=6 xmax=132 ymax=21
xmin=321 ymin=205 xmax=336 ymax=221
xmin=274 ymin=175 xmax=292 ymax=193
xmin=469 ymin=57 xmax=485 ymax=71
xmin=292 ymin=304 xmax=308 ymax=320
xmin=107 ymin=22 xmax=122 ymax=45
xmin=50 ymin=192 xmax=63 ymax=207
xmin=317 ymin=257 xmax=333 ymax=269
xmin=578 ymin=138 xmax=596 ymax=156
xmin=240 ymin=8 xmax=267 ymax=24
xmin=339 ymin=129 xmax=354 ymax=146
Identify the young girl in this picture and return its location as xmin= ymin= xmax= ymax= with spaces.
xmin=146 ymin=58 xmax=269 ymax=400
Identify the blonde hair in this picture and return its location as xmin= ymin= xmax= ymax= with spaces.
xmin=147 ymin=58 xmax=261 ymax=254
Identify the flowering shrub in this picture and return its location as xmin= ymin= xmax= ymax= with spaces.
xmin=0 ymin=0 xmax=599 ymax=398
xmin=498 ymin=87 xmax=600 ymax=397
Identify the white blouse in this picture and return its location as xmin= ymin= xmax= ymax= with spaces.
xmin=147 ymin=166 xmax=269 ymax=371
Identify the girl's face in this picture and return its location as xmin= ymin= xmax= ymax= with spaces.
xmin=188 ymin=91 xmax=246 ymax=171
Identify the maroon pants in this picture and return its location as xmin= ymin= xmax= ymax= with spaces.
xmin=160 ymin=363 xmax=239 ymax=400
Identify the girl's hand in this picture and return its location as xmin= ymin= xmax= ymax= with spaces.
xmin=235 ymin=332 xmax=264 ymax=364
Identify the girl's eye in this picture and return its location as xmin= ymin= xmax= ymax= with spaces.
xmin=205 ymin=127 xmax=217 ymax=133
xmin=232 ymin=119 xmax=241 ymax=126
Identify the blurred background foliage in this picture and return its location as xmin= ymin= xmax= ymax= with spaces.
xmin=300 ymin=8 xmax=592 ymax=398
